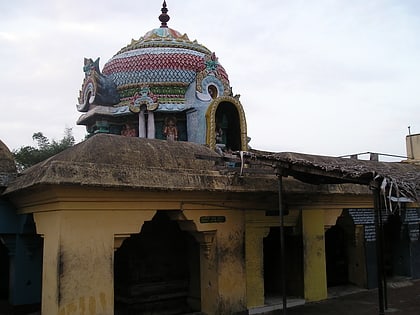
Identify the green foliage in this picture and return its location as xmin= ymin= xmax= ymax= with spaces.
xmin=12 ymin=128 xmax=76 ymax=171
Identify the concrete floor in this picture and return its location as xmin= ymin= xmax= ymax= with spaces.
xmin=1 ymin=278 xmax=418 ymax=315
xmin=264 ymin=279 xmax=420 ymax=315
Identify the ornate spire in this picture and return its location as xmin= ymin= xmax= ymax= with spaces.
xmin=159 ymin=1 xmax=170 ymax=28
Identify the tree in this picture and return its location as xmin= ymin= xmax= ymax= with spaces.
xmin=13 ymin=128 xmax=76 ymax=171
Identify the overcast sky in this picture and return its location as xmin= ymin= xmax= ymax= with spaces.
xmin=1 ymin=0 xmax=419 ymax=160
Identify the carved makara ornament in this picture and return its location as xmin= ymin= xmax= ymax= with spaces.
xmin=77 ymin=58 xmax=120 ymax=111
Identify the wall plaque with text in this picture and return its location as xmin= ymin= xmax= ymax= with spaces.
xmin=200 ymin=216 xmax=226 ymax=223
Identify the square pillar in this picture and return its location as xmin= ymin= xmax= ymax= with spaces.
xmin=34 ymin=212 xmax=61 ymax=315
xmin=197 ymin=232 xmax=219 ymax=314
xmin=35 ymin=212 xmax=115 ymax=315
xmin=215 ymin=215 xmax=247 ymax=314
xmin=184 ymin=209 xmax=247 ymax=314
xmin=302 ymin=210 xmax=327 ymax=301
xmin=245 ymin=227 xmax=270 ymax=308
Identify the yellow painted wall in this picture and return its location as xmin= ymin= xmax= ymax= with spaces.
xmin=245 ymin=227 xmax=269 ymax=308
xmin=245 ymin=209 xmax=300 ymax=309
xmin=16 ymin=184 xmax=380 ymax=313
xmin=324 ymin=209 xmax=343 ymax=227
xmin=28 ymin=186 xmax=250 ymax=315
xmin=302 ymin=210 xmax=327 ymax=301
xmin=35 ymin=210 xmax=156 ymax=315
xmin=183 ymin=209 xmax=247 ymax=314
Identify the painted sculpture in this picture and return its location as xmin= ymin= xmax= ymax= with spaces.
xmin=163 ymin=117 xmax=178 ymax=141
xmin=77 ymin=58 xmax=120 ymax=111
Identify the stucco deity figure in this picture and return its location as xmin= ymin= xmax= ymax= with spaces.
xmin=121 ymin=123 xmax=137 ymax=137
xmin=215 ymin=123 xmax=223 ymax=144
xmin=163 ymin=117 xmax=178 ymax=141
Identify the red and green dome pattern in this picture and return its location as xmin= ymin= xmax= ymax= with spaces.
xmin=102 ymin=27 xmax=229 ymax=105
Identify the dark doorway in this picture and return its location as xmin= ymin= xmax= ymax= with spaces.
xmin=325 ymin=225 xmax=349 ymax=286
xmin=215 ymin=102 xmax=241 ymax=151
xmin=114 ymin=211 xmax=200 ymax=315
xmin=383 ymin=214 xmax=411 ymax=278
xmin=263 ymin=227 xmax=303 ymax=300
xmin=0 ymin=240 xmax=9 ymax=300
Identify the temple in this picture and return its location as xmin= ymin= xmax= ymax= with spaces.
xmin=1 ymin=2 xmax=420 ymax=315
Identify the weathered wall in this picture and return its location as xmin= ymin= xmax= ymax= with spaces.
xmin=245 ymin=226 xmax=269 ymax=308
xmin=183 ymin=209 xmax=247 ymax=314
xmin=28 ymin=186 xmax=251 ymax=315
xmin=245 ymin=209 xmax=300 ymax=309
xmin=34 ymin=210 xmax=156 ymax=315
xmin=348 ymin=225 xmax=367 ymax=287
xmin=302 ymin=210 xmax=327 ymax=301
xmin=10 ymin=181 xmax=377 ymax=314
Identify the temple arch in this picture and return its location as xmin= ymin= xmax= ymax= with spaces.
xmin=114 ymin=210 xmax=204 ymax=314
xmin=205 ymin=96 xmax=247 ymax=151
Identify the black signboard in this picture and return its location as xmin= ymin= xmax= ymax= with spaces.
xmin=347 ymin=209 xmax=388 ymax=242
xmin=200 ymin=216 xmax=226 ymax=224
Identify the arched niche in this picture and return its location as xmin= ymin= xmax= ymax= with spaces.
xmin=113 ymin=210 xmax=216 ymax=314
xmin=205 ymin=96 xmax=247 ymax=151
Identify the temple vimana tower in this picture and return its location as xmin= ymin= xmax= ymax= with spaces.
xmin=77 ymin=0 xmax=247 ymax=153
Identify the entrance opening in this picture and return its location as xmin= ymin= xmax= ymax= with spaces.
xmin=263 ymin=227 xmax=303 ymax=302
xmin=0 ymin=240 xmax=9 ymax=300
xmin=325 ymin=212 xmax=367 ymax=292
xmin=383 ymin=214 xmax=411 ymax=278
xmin=325 ymin=225 xmax=349 ymax=287
xmin=114 ymin=211 xmax=200 ymax=315
xmin=215 ymin=102 xmax=241 ymax=151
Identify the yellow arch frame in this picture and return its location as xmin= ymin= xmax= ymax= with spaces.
xmin=205 ymin=96 xmax=248 ymax=151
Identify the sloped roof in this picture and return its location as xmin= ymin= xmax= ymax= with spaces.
xmin=3 ymin=134 xmax=275 ymax=195
xmin=0 ymin=140 xmax=16 ymax=174
xmin=0 ymin=139 xmax=16 ymax=188
xmin=255 ymin=151 xmax=420 ymax=202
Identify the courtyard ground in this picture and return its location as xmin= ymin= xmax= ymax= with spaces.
xmin=0 ymin=279 xmax=419 ymax=314
xmin=265 ymin=279 xmax=420 ymax=315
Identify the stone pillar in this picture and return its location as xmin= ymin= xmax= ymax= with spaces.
xmin=183 ymin=209 xmax=247 ymax=314
xmin=35 ymin=211 xmax=115 ymax=315
xmin=348 ymin=225 xmax=368 ymax=288
xmin=245 ymin=227 xmax=270 ymax=308
xmin=193 ymin=231 xmax=219 ymax=314
xmin=147 ymin=111 xmax=155 ymax=139
xmin=34 ymin=212 xmax=61 ymax=315
xmin=58 ymin=218 xmax=114 ymax=315
xmin=302 ymin=210 xmax=327 ymax=301
xmin=215 ymin=214 xmax=247 ymax=314
xmin=138 ymin=109 xmax=146 ymax=138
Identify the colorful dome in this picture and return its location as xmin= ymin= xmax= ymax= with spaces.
xmin=76 ymin=1 xmax=247 ymax=152
xmin=101 ymin=3 xmax=229 ymax=106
